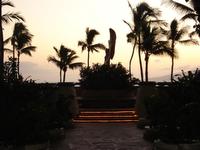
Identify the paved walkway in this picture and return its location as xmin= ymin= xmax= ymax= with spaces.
xmin=50 ymin=123 xmax=152 ymax=150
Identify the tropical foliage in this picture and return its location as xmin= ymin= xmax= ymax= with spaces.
xmin=79 ymin=63 xmax=139 ymax=89
xmin=164 ymin=0 xmax=200 ymax=36
xmin=161 ymin=19 xmax=198 ymax=81
xmin=124 ymin=2 xmax=161 ymax=82
xmin=140 ymin=24 xmax=173 ymax=82
xmin=0 ymin=0 xmax=24 ymax=82
xmin=144 ymin=69 xmax=200 ymax=143
xmin=78 ymin=27 xmax=106 ymax=67
xmin=9 ymin=22 xmax=36 ymax=79
xmin=48 ymin=45 xmax=83 ymax=82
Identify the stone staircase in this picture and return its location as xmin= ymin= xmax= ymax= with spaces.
xmin=73 ymin=108 xmax=139 ymax=123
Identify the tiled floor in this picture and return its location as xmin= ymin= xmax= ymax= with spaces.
xmin=50 ymin=123 xmax=152 ymax=150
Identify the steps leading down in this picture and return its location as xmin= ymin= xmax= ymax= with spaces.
xmin=73 ymin=108 xmax=139 ymax=123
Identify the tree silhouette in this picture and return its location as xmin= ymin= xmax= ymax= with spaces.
xmin=78 ymin=27 xmax=106 ymax=67
xmin=124 ymin=2 xmax=161 ymax=82
xmin=48 ymin=45 xmax=83 ymax=82
xmin=164 ymin=0 xmax=200 ymax=36
xmin=10 ymin=22 xmax=35 ymax=78
xmin=141 ymin=23 xmax=173 ymax=82
xmin=161 ymin=19 xmax=198 ymax=81
xmin=0 ymin=0 xmax=24 ymax=82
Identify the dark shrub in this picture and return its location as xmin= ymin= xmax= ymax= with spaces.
xmin=0 ymin=82 xmax=72 ymax=145
xmin=144 ymin=69 xmax=200 ymax=143
xmin=79 ymin=63 xmax=139 ymax=89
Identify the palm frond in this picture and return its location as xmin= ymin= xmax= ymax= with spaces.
xmin=86 ymin=28 xmax=99 ymax=45
xmin=20 ymin=46 xmax=36 ymax=56
xmin=189 ymin=30 xmax=197 ymax=38
xmin=2 ymin=0 xmax=14 ymax=7
xmin=181 ymin=13 xmax=198 ymax=21
xmin=162 ymin=0 xmax=194 ymax=14
xmin=123 ymin=20 xmax=134 ymax=32
xmin=179 ymin=39 xmax=199 ymax=45
xmin=2 ymin=12 xmax=25 ymax=24
xmin=78 ymin=41 xmax=87 ymax=51
xmin=69 ymin=62 xmax=83 ymax=70
xmin=47 ymin=56 xmax=61 ymax=68
xmin=4 ymin=37 xmax=11 ymax=45
xmin=90 ymin=43 xmax=106 ymax=50
xmin=4 ymin=48 xmax=12 ymax=53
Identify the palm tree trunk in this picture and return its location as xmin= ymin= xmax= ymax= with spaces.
xmin=63 ymin=70 xmax=66 ymax=83
xmin=138 ymin=35 xmax=144 ymax=82
xmin=129 ymin=38 xmax=137 ymax=79
xmin=17 ymin=51 xmax=20 ymax=78
xmin=87 ymin=50 xmax=90 ymax=68
xmin=12 ymin=45 xmax=15 ymax=59
xmin=171 ymin=43 xmax=175 ymax=82
xmin=59 ymin=68 xmax=62 ymax=83
xmin=171 ymin=56 xmax=174 ymax=82
xmin=145 ymin=53 xmax=149 ymax=82
xmin=0 ymin=1 xmax=4 ymax=82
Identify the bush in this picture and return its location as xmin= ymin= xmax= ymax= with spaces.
xmin=0 ymin=82 xmax=72 ymax=145
xmin=79 ymin=63 xmax=139 ymax=89
xmin=144 ymin=69 xmax=200 ymax=143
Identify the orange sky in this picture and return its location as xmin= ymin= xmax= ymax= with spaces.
xmin=3 ymin=0 xmax=200 ymax=82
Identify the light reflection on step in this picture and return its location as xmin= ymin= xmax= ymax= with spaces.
xmin=73 ymin=108 xmax=139 ymax=123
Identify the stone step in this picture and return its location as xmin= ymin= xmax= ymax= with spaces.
xmin=73 ymin=108 xmax=139 ymax=123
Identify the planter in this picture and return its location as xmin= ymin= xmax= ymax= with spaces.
xmin=56 ymin=82 xmax=79 ymax=117
xmin=135 ymin=82 xmax=158 ymax=128
xmin=79 ymin=88 xmax=137 ymax=108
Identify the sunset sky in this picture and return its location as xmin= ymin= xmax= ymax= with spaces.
xmin=3 ymin=0 xmax=200 ymax=83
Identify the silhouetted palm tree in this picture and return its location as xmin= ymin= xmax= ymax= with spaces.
xmin=124 ymin=2 xmax=161 ymax=82
xmin=141 ymin=24 xmax=173 ymax=82
xmin=10 ymin=22 xmax=35 ymax=78
xmin=164 ymin=0 xmax=200 ymax=36
xmin=0 ymin=0 xmax=24 ymax=81
xmin=162 ymin=19 xmax=198 ymax=81
xmin=124 ymin=20 xmax=137 ymax=78
xmin=78 ymin=27 xmax=106 ymax=67
xmin=48 ymin=45 xmax=83 ymax=82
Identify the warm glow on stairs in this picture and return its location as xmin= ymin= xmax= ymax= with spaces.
xmin=73 ymin=108 xmax=138 ymax=123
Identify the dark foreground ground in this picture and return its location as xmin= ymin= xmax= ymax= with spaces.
xmin=50 ymin=123 xmax=152 ymax=150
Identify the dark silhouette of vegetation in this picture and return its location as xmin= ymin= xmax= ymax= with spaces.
xmin=144 ymin=68 xmax=200 ymax=143
xmin=9 ymin=22 xmax=36 ymax=79
xmin=78 ymin=27 xmax=106 ymax=67
xmin=0 ymin=0 xmax=24 ymax=82
xmin=164 ymin=0 xmax=200 ymax=37
xmin=0 ymin=83 xmax=73 ymax=145
xmin=124 ymin=1 xmax=161 ymax=82
xmin=140 ymin=23 xmax=173 ymax=82
xmin=48 ymin=45 xmax=83 ymax=82
xmin=79 ymin=63 xmax=139 ymax=89
xmin=161 ymin=19 xmax=198 ymax=81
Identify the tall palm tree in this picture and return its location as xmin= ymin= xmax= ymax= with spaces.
xmin=10 ymin=22 xmax=35 ymax=78
xmin=48 ymin=45 xmax=83 ymax=82
xmin=78 ymin=27 xmax=106 ymax=67
xmin=162 ymin=19 xmax=198 ymax=81
xmin=141 ymin=24 xmax=174 ymax=82
xmin=124 ymin=20 xmax=137 ymax=78
xmin=124 ymin=2 xmax=161 ymax=82
xmin=0 ymin=0 xmax=24 ymax=82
